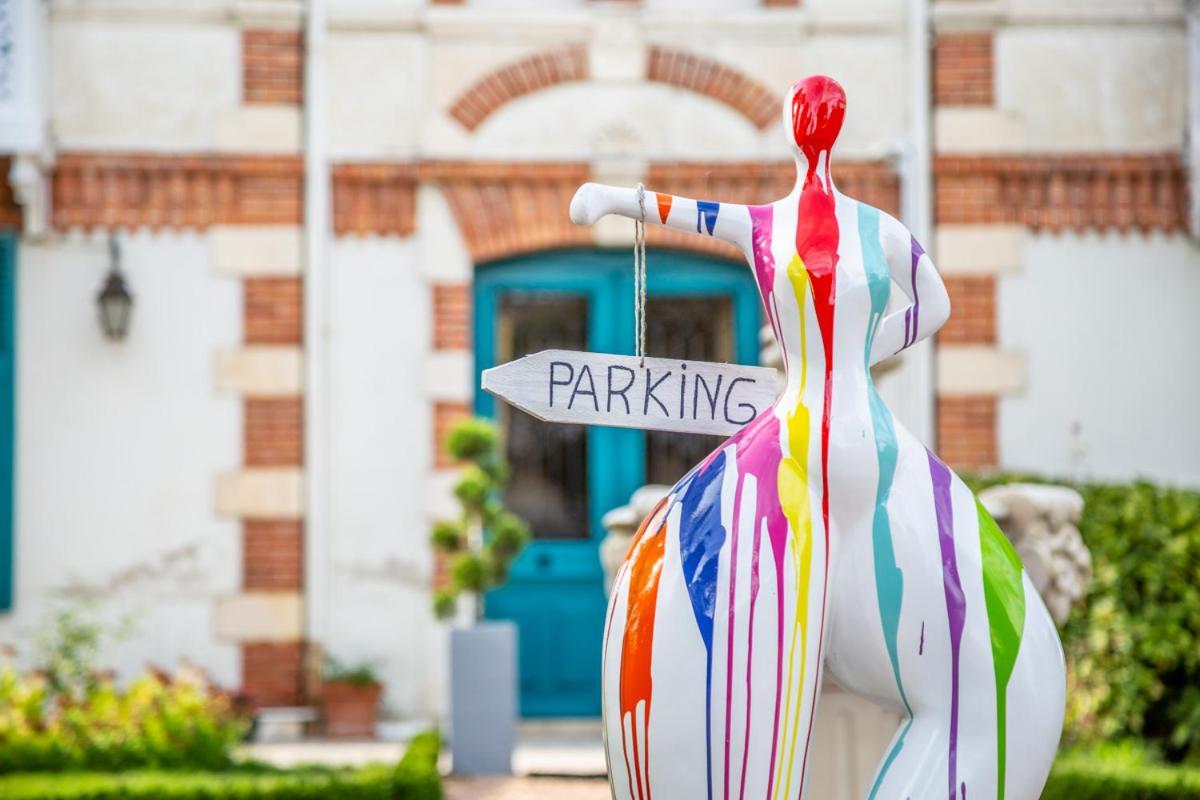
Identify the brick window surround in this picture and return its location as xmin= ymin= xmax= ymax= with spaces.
xmin=933 ymin=32 xmax=993 ymax=107
xmin=934 ymin=155 xmax=1188 ymax=233
xmin=243 ymin=29 xmax=304 ymax=105
xmin=937 ymin=395 xmax=997 ymax=471
xmin=939 ymin=276 xmax=995 ymax=345
xmin=244 ymin=397 xmax=304 ymax=467
xmin=434 ymin=401 xmax=470 ymax=469
xmin=433 ymin=284 xmax=470 ymax=351
xmin=645 ymin=46 xmax=779 ymax=130
xmin=448 ymin=44 xmax=589 ymax=131
xmin=245 ymin=277 xmax=303 ymax=345
xmin=447 ymin=44 xmax=781 ymax=134
xmin=242 ymin=642 xmax=306 ymax=707
xmin=243 ymin=520 xmax=304 ymax=591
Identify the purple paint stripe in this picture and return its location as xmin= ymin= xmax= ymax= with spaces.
xmin=723 ymin=472 xmax=745 ymax=800
xmin=903 ymin=308 xmax=912 ymax=351
xmin=927 ymin=451 xmax=965 ymax=800
xmin=737 ymin=519 xmax=761 ymax=800
xmin=908 ymin=237 xmax=924 ymax=348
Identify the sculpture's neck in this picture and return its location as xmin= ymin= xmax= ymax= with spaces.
xmin=792 ymin=150 xmax=836 ymax=198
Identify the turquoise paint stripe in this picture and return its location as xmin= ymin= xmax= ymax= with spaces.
xmin=858 ymin=206 xmax=913 ymax=799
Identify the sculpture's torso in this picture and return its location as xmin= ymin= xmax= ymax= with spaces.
xmin=602 ymin=77 xmax=1065 ymax=800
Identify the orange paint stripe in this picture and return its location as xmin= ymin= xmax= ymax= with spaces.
xmin=656 ymin=193 xmax=673 ymax=224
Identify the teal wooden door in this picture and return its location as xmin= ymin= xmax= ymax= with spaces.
xmin=0 ymin=234 xmax=15 ymax=611
xmin=474 ymin=249 xmax=759 ymax=717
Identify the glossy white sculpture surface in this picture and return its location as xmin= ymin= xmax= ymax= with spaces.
xmin=571 ymin=76 xmax=1066 ymax=800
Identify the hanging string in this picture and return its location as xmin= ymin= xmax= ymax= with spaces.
xmin=634 ymin=183 xmax=648 ymax=367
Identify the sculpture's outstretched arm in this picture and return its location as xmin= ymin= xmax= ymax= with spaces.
xmin=868 ymin=213 xmax=951 ymax=366
xmin=570 ymin=182 xmax=752 ymax=254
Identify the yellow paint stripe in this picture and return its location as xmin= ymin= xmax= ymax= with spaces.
xmin=773 ymin=255 xmax=816 ymax=800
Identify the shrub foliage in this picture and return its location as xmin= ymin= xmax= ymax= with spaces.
xmin=430 ymin=418 xmax=531 ymax=619
xmin=0 ymin=668 xmax=247 ymax=773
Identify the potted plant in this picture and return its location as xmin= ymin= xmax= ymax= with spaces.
xmin=320 ymin=658 xmax=382 ymax=740
xmin=430 ymin=417 xmax=531 ymax=775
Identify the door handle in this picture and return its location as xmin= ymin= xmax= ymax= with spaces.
xmin=537 ymin=553 xmax=552 ymax=570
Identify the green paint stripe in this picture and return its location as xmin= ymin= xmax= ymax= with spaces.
xmin=977 ymin=499 xmax=1026 ymax=800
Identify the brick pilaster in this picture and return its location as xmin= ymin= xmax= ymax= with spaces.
xmin=243 ymin=30 xmax=304 ymax=106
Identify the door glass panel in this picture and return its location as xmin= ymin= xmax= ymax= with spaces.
xmin=644 ymin=296 xmax=733 ymax=486
xmin=498 ymin=293 xmax=590 ymax=540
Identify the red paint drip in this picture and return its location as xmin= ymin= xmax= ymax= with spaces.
xmin=788 ymin=75 xmax=844 ymax=793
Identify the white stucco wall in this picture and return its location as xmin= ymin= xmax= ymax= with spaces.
xmin=51 ymin=17 xmax=240 ymax=152
xmin=324 ymin=236 xmax=441 ymax=719
xmin=999 ymin=232 xmax=1200 ymax=488
xmin=0 ymin=231 xmax=241 ymax=686
xmin=997 ymin=24 xmax=1187 ymax=152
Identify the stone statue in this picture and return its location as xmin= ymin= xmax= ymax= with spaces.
xmin=571 ymin=75 xmax=1065 ymax=800
xmin=979 ymin=483 xmax=1092 ymax=625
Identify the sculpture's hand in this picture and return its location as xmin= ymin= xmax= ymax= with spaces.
xmin=568 ymin=181 xmax=752 ymax=252
xmin=569 ymin=182 xmax=605 ymax=227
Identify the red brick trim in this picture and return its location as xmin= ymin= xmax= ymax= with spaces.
xmin=0 ymin=158 xmax=22 ymax=230
xmin=933 ymin=32 xmax=993 ymax=107
xmin=646 ymin=46 xmax=779 ymax=130
xmin=332 ymin=163 xmax=417 ymax=237
xmin=243 ymin=30 xmax=304 ymax=105
xmin=52 ymin=153 xmax=303 ymax=230
xmin=244 ymin=397 xmax=304 ymax=467
xmin=242 ymin=642 xmax=306 ymax=707
xmin=938 ymin=276 xmax=995 ymax=345
xmin=934 ymin=154 xmax=1188 ymax=233
xmin=937 ymin=395 xmax=997 ymax=472
xmin=434 ymin=401 xmax=470 ymax=469
xmin=245 ymin=277 xmax=303 ymax=345
xmin=448 ymin=44 xmax=589 ymax=131
xmin=430 ymin=161 xmax=592 ymax=262
xmin=243 ymin=520 xmax=303 ymax=591
xmin=433 ymin=283 xmax=471 ymax=351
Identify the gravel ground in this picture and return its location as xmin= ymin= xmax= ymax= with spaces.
xmin=444 ymin=776 xmax=610 ymax=799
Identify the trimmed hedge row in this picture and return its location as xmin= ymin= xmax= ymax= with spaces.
xmin=0 ymin=732 xmax=442 ymax=800
xmin=1043 ymin=754 xmax=1200 ymax=799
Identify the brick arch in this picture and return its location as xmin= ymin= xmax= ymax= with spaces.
xmin=447 ymin=44 xmax=782 ymax=134
xmin=448 ymin=44 xmax=589 ymax=132
xmin=645 ymin=46 xmax=780 ymax=131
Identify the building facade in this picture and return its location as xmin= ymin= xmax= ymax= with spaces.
xmin=0 ymin=0 xmax=1197 ymax=724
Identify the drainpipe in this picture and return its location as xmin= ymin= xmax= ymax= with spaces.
xmin=1187 ymin=0 xmax=1200 ymax=240
xmin=303 ymin=0 xmax=331 ymax=672
xmin=903 ymin=0 xmax=936 ymax=446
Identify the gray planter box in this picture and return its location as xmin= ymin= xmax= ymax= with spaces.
xmin=448 ymin=620 xmax=518 ymax=775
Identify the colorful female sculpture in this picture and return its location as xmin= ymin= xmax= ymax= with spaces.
xmin=569 ymin=76 xmax=1065 ymax=800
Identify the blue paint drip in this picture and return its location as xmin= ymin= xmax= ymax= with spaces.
xmin=677 ymin=448 xmax=728 ymax=800
xmin=859 ymin=205 xmax=915 ymax=800
xmin=697 ymin=201 xmax=720 ymax=235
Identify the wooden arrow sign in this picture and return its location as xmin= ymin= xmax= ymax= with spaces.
xmin=482 ymin=349 xmax=781 ymax=436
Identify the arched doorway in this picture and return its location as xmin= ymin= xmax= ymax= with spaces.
xmin=473 ymin=248 xmax=760 ymax=716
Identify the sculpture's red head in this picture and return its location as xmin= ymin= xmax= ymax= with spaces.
xmin=786 ymin=75 xmax=846 ymax=159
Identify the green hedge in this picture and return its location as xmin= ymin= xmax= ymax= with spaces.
xmin=964 ymin=474 xmax=1200 ymax=762
xmin=1043 ymin=754 xmax=1200 ymax=799
xmin=0 ymin=732 xmax=442 ymax=800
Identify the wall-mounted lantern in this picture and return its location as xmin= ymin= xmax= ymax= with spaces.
xmin=96 ymin=235 xmax=133 ymax=341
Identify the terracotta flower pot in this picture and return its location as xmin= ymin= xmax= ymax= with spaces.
xmin=320 ymin=680 xmax=382 ymax=739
